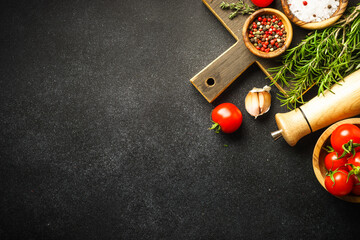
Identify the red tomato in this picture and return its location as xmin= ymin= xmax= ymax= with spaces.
xmin=352 ymin=176 xmax=360 ymax=195
xmin=250 ymin=0 xmax=274 ymax=7
xmin=210 ymin=103 xmax=243 ymax=134
xmin=325 ymin=169 xmax=354 ymax=196
xmin=347 ymin=152 xmax=360 ymax=172
xmin=324 ymin=152 xmax=347 ymax=171
xmin=330 ymin=124 xmax=360 ymax=156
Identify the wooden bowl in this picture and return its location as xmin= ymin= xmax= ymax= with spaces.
xmin=313 ymin=118 xmax=360 ymax=203
xmin=242 ymin=8 xmax=293 ymax=59
xmin=281 ymin=0 xmax=348 ymax=30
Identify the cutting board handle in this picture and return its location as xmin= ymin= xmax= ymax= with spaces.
xmin=190 ymin=41 xmax=254 ymax=103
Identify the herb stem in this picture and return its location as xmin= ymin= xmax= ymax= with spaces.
xmin=220 ymin=0 xmax=257 ymax=19
xmin=267 ymin=4 xmax=360 ymax=109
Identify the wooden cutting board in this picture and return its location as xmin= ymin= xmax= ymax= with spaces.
xmin=190 ymin=0 xmax=287 ymax=103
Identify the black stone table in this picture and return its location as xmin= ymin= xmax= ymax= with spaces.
xmin=1 ymin=0 xmax=360 ymax=239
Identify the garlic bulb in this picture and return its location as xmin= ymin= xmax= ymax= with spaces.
xmin=245 ymin=85 xmax=271 ymax=118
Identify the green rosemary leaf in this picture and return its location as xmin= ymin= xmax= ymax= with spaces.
xmin=229 ymin=10 xmax=238 ymax=19
xmin=268 ymin=4 xmax=360 ymax=109
xmin=220 ymin=0 xmax=257 ymax=19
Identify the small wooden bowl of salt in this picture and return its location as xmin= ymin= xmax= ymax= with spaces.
xmin=281 ymin=0 xmax=348 ymax=30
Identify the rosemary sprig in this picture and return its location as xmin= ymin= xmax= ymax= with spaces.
xmin=220 ymin=0 xmax=257 ymax=19
xmin=267 ymin=4 xmax=360 ymax=109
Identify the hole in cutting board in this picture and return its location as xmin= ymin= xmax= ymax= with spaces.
xmin=206 ymin=78 xmax=215 ymax=86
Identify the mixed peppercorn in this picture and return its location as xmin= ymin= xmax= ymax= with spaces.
xmin=248 ymin=14 xmax=287 ymax=53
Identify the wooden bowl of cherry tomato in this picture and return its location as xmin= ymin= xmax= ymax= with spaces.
xmin=242 ymin=8 xmax=293 ymax=58
xmin=313 ymin=118 xmax=360 ymax=203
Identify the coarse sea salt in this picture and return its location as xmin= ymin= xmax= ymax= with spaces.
xmin=287 ymin=0 xmax=340 ymax=23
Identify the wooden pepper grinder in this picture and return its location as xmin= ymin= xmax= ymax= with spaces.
xmin=271 ymin=69 xmax=360 ymax=146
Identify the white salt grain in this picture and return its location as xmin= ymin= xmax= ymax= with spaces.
xmin=287 ymin=0 xmax=340 ymax=22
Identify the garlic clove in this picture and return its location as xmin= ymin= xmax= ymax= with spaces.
xmin=245 ymin=91 xmax=260 ymax=118
xmin=245 ymin=85 xmax=271 ymax=118
xmin=258 ymin=92 xmax=265 ymax=113
xmin=259 ymin=91 xmax=271 ymax=114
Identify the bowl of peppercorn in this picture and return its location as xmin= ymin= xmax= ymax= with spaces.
xmin=242 ymin=8 xmax=293 ymax=59
xmin=281 ymin=0 xmax=348 ymax=30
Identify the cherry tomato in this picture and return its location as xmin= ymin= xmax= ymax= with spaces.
xmin=325 ymin=169 xmax=354 ymax=196
xmin=250 ymin=0 xmax=274 ymax=7
xmin=347 ymin=152 xmax=360 ymax=172
xmin=210 ymin=103 xmax=243 ymax=134
xmin=352 ymin=176 xmax=360 ymax=195
xmin=324 ymin=152 xmax=347 ymax=171
xmin=330 ymin=124 xmax=360 ymax=156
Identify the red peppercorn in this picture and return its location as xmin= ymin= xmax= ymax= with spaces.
xmin=303 ymin=1 xmax=307 ymax=6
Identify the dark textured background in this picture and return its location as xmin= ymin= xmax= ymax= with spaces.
xmin=1 ymin=0 xmax=360 ymax=239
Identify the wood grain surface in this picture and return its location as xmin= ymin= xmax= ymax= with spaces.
xmin=190 ymin=0 xmax=287 ymax=103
